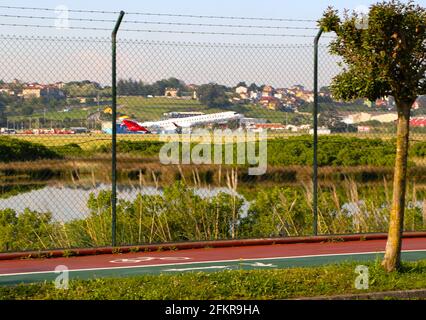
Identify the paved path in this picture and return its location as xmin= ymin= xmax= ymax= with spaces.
xmin=1 ymin=237 xmax=425 ymax=285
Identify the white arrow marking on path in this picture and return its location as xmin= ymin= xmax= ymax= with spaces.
xmin=164 ymin=265 xmax=232 ymax=272
xmin=164 ymin=262 xmax=277 ymax=272
xmin=110 ymin=257 xmax=191 ymax=263
xmin=240 ymin=262 xmax=277 ymax=267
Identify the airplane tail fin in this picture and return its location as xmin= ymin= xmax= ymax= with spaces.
xmin=122 ymin=119 xmax=150 ymax=133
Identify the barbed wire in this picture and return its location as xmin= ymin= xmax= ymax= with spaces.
xmin=0 ymin=14 xmax=318 ymax=30
xmin=0 ymin=23 xmax=330 ymax=37
xmin=0 ymin=34 xmax=333 ymax=48
xmin=0 ymin=5 xmax=118 ymax=14
xmin=0 ymin=5 xmax=317 ymax=22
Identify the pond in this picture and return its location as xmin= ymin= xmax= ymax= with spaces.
xmin=0 ymin=184 xmax=250 ymax=222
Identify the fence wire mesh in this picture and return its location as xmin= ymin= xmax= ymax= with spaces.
xmin=0 ymin=33 xmax=424 ymax=252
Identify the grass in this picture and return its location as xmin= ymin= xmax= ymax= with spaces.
xmin=11 ymin=134 xmax=162 ymax=150
xmin=1 ymin=260 xmax=425 ymax=299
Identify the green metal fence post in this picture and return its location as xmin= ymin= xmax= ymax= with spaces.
xmin=111 ymin=10 xmax=125 ymax=247
xmin=313 ymin=28 xmax=323 ymax=236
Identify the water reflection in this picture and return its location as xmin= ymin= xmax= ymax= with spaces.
xmin=0 ymin=184 xmax=250 ymax=222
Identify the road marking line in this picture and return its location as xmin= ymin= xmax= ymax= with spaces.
xmin=110 ymin=257 xmax=191 ymax=263
xmin=165 ymin=262 xmax=278 ymax=272
xmin=164 ymin=266 xmax=231 ymax=272
xmin=240 ymin=262 xmax=277 ymax=267
xmin=0 ymin=249 xmax=425 ymax=278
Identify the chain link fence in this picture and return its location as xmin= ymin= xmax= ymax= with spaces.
xmin=0 ymin=32 xmax=424 ymax=252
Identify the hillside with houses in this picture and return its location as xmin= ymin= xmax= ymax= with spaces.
xmin=1 ymin=78 xmax=425 ymax=134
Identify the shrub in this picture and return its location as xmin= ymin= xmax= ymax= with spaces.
xmin=410 ymin=141 xmax=426 ymax=158
xmin=267 ymin=136 xmax=398 ymax=166
xmin=0 ymin=208 xmax=59 ymax=252
xmin=49 ymin=143 xmax=85 ymax=157
xmin=93 ymin=140 xmax=164 ymax=156
xmin=0 ymin=137 xmax=60 ymax=162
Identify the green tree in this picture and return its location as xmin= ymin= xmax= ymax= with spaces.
xmin=248 ymin=83 xmax=260 ymax=92
xmin=319 ymin=86 xmax=331 ymax=94
xmin=319 ymin=111 xmax=356 ymax=132
xmin=0 ymin=100 xmax=6 ymax=127
xmin=22 ymin=106 xmax=34 ymax=116
xmin=63 ymin=81 xmax=103 ymax=98
xmin=197 ymin=83 xmax=230 ymax=108
xmin=152 ymin=77 xmax=186 ymax=96
xmin=319 ymin=0 xmax=425 ymax=271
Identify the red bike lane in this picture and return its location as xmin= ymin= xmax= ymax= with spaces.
xmin=1 ymin=236 xmax=425 ymax=276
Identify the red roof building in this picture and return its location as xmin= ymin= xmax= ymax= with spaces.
xmin=252 ymin=123 xmax=285 ymax=130
xmin=259 ymin=96 xmax=281 ymax=110
xmin=410 ymin=117 xmax=426 ymax=127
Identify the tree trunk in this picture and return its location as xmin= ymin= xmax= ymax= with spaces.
xmin=423 ymin=200 xmax=426 ymax=228
xmin=382 ymin=101 xmax=411 ymax=272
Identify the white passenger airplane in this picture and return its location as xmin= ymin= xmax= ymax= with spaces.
xmin=120 ymin=111 xmax=243 ymax=134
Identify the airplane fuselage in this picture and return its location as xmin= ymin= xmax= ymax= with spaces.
xmin=141 ymin=111 xmax=242 ymax=132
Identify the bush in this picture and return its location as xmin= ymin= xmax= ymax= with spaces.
xmin=93 ymin=140 xmax=164 ymax=156
xmin=0 ymin=137 xmax=61 ymax=162
xmin=410 ymin=141 xmax=426 ymax=158
xmin=49 ymin=143 xmax=85 ymax=157
xmin=0 ymin=208 xmax=59 ymax=252
xmin=239 ymin=187 xmax=311 ymax=237
xmin=92 ymin=136 xmax=416 ymax=167
xmin=267 ymin=136 xmax=399 ymax=166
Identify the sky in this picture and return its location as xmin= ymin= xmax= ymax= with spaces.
xmin=0 ymin=0 xmax=424 ymax=88
xmin=2 ymin=0 xmax=424 ymax=42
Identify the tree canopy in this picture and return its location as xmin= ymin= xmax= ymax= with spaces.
xmin=0 ymin=100 xmax=6 ymax=127
xmin=319 ymin=0 xmax=425 ymax=104
xmin=117 ymin=77 xmax=187 ymax=96
xmin=197 ymin=83 xmax=230 ymax=108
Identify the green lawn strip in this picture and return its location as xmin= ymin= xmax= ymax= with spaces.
xmin=1 ymin=259 xmax=425 ymax=300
